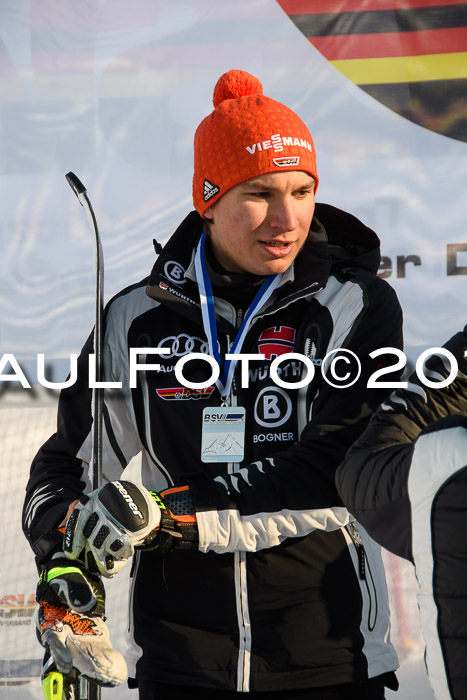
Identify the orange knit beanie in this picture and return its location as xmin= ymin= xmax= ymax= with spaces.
xmin=193 ymin=69 xmax=318 ymax=216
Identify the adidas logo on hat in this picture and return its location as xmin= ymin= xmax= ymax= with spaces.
xmin=203 ymin=179 xmax=220 ymax=202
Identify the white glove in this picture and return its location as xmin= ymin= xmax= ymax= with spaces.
xmin=38 ymin=607 xmax=127 ymax=687
xmin=37 ymin=555 xmax=127 ymax=687
xmin=64 ymin=480 xmax=161 ymax=578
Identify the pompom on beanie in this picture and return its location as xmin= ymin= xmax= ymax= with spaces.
xmin=193 ymin=69 xmax=318 ymax=216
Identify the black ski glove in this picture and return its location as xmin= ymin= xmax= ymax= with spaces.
xmin=139 ymin=485 xmax=199 ymax=553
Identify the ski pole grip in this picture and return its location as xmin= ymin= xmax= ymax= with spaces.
xmin=65 ymin=171 xmax=87 ymax=197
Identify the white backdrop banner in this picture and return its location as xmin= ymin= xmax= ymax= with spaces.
xmin=1 ymin=0 xmax=466 ymax=373
xmin=0 ymin=0 xmax=465 ymax=696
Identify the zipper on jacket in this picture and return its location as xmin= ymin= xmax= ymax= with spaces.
xmin=226 ymin=333 xmax=252 ymax=692
xmin=128 ymin=550 xmax=139 ymax=634
xmin=297 ymin=337 xmax=316 ymax=436
xmin=348 ymin=522 xmax=366 ymax=580
xmin=235 ymin=549 xmax=252 ymax=691
xmin=346 ymin=523 xmax=378 ymax=631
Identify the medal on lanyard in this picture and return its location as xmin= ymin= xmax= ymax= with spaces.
xmin=201 ymin=406 xmax=246 ymax=463
xmin=195 ymin=232 xmax=282 ymax=462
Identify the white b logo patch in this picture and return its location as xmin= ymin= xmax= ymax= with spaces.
xmin=254 ymin=387 xmax=292 ymax=428
xmin=164 ymin=261 xmax=186 ymax=285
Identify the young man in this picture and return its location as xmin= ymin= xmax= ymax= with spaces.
xmin=23 ymin=70 xmax=402 ymax=699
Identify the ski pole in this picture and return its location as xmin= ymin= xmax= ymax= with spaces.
xmin=65 ymin=171 xmax=104 ymax=495
xmin=41 ymin=651 xmax=79 ymax=699
xmin=64 ymin=171 xmax=104 ymax=700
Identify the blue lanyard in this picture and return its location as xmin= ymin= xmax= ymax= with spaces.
xmin=194 ymin=232 xmax=282 ymax=399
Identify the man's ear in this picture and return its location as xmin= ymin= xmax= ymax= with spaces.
xmin=204 ymin=204 xmax=214 ymax=221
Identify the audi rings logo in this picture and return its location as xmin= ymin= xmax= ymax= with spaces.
xmin=163 ymin=260 xmax=186 ymax=285
xmin=157 ymin=334 xmax=210 ymax=358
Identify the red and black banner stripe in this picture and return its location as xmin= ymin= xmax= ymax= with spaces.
xmin=277 ymin=0 xmax=467 ymax=142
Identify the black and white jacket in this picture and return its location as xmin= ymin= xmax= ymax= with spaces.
xmin=336 ymin=328 xmax=467 ymax=700
xmin=23 ymin=204 xmax=402 ymax=693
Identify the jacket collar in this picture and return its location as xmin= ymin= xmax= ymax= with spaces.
xmin=146 ymin=204 xmax=380 ymax=328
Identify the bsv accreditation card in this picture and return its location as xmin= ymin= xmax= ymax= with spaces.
xmin=201 ymin=406 xmax=246 ymax=463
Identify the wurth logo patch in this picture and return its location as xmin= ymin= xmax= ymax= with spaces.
xmin=203 ymin=179 xmax=220 ymax=202
xmin=258 ymin=326 xmax=296 ymax=360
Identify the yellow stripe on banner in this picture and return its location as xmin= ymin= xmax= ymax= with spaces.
xmin=330 ymin=53 xmax=467 ymax=85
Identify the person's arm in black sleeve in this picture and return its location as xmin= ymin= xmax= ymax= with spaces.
xmin=22 ymin=332 xmax=95 ymax=567
xmin=187 ymin=276 xmax=404 ymax=553
xmin=335 ymin=325 xmax=467 ymax=562
xmin=22 ymin=300 xmax=143 ymax=569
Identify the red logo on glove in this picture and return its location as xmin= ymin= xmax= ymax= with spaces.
xmin=258 ymin=326 xmax=296 ymax=360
